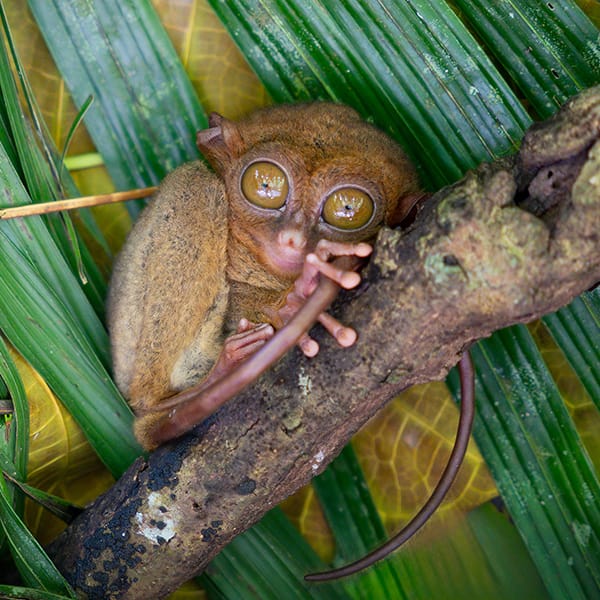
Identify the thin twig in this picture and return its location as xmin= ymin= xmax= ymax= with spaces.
xmin=0 ymin=187 xmax=157 ymax=220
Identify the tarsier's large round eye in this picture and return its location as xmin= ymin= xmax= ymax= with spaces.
xmin=322 ymin=187 xmax=374 ymax=230
xmin=241 ymin=161 xmax=289 ymax=209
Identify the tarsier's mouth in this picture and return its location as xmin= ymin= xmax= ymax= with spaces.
xmin=267 ymin=245 xmax=305 ymax=276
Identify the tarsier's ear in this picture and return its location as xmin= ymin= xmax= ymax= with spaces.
xmin=386 ymin=191 xmax=429 ymax=228
xmin=196 ymin=112 xmax=245 ymax=172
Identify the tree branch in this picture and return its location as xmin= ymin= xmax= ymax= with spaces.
xmin=48 ymin=86 xmax=600 ymax=598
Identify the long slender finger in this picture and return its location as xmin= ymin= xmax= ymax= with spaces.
xmin=314 ymin=239 xmax=372 ymax=262
xmin=298 ymin=333 xmax=319 ymax=357
xmin=306 ymin=253 xmax=361 ymax=289
xmin=210 ymin=324 xmax=275 ymax=381
xmin=228 ymin=337 xmax=270 ymax=361
xmin=283 ymin=291 xmax=305 ymax=311
xmin=291 ymin=263 xmax=321 ymax=298
xmin=318 ymin=312 xmax=357 ymax=347
xmin=228 ymin=323 xmax=274 ymax=346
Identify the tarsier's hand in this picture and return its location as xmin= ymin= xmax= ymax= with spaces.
xmin=276 ymin=239 xmax=372 ymax=357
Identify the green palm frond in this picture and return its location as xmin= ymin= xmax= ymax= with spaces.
xmin=0 ymin=0 xmax=597 ymax=598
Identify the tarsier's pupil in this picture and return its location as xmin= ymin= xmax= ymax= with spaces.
xmin=256 ymin=173 xmax=285 ymax=199
xmin=336 ymin=193 xmax=362 ymax=216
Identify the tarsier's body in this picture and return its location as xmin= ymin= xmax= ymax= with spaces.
xmin=107 ymin=103 xmax=420 ymax=448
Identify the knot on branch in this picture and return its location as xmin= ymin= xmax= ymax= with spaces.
xmin=371 ymin=86 xmax=599 ymax=376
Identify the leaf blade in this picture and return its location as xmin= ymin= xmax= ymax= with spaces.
xmin=453 ymin=0 xmax=600 ymax=118
xmin=208 ymin=0 xmax=531 ymax=187
xmin=0 ymin=475 xmax=75 ymax=597
xmin=449 ymin=326 xmax=600 ymax=599
xmin=28 ymin=0 xmax=207 ymax=203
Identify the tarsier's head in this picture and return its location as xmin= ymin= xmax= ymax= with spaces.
xmin=197 ymin=103 xmax=420 ymax=281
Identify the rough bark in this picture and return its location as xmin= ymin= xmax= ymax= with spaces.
xmin=48 ymin=86 xmax=600 ymax=598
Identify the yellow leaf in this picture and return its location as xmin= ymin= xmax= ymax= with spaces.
xmin=5 ymin=1 xmax=96 ymax=156
xmin=8 ymin=347 xmax=113 ymax=545
xmin=283 ymin=381 xmax=497 ymax=556
xmin=166 ymin=580 xmax=207 ymax=600
xmin=576 ymin=0 xmax=600 ymax=28
xmin=353 ymin=382 xmax=496 ymax=534
xmin=153 ymin=0 xmax=271 ymax=118
xmin=280 ymin=484 xmax=335 ymax=562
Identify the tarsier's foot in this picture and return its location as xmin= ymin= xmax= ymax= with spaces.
xmin=208 ymin=319 xmax=275 ymax=382
xmin=277 ymin=239 xmax=372 ymax=357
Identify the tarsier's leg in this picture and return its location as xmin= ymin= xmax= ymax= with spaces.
xmin=144 ymin=242 xmax=370 ymax=448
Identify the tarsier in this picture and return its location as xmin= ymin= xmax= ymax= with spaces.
xmin=107 ymin=102 xmax=423 ymax=448
xmin=9 ymin=102 xmax=473 ymax=579
xmin=0 ymin=102 xmax=476 ymax=579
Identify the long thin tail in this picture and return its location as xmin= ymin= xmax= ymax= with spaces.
xmin=305 ymin=351 xmax=475 ymax=582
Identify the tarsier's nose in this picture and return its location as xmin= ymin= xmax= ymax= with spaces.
xmin=277 ymin=228 xmax=307 ymax=251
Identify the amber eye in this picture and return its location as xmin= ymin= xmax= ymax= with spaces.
xmin=240 ymin=161 xmax=289 ymax=209
xmin=322 ymin=187 xmax=374 ymax=230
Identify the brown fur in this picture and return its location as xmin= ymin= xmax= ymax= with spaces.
xmin=107 ymin=103 xmax=420 ymax=449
